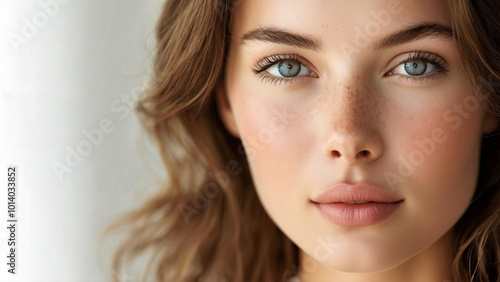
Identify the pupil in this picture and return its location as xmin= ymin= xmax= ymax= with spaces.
xmin=404 ymin=60 xmax=427 ymax=76
xmin=278 ymin=60 xmax=301 ymax=77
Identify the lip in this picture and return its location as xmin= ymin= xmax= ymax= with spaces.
xmin=311 ymin=182 xmax=403 ymax=227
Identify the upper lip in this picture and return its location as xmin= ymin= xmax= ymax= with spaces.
xmin=311 ymin=182 xmax=403 ymax=204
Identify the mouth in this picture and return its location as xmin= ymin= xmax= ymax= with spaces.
xmin=334 ymin=200 xmax=402 ymax=204
xmin=313 ymin=200 xmax=404 ymax=227
xmin=311 ymin=182 xmax=404 ymax=227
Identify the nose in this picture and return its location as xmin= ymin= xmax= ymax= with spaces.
xmin=325 ymin=132 xmax=382 ymax=164
xmin=321 ymin=79 xmax=383 ymax=164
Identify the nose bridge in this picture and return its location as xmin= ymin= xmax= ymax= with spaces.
xmin=322 ymin=75 xmax=382 ymax=164
xmin=330 ymin=75 xmax=377 ymax=130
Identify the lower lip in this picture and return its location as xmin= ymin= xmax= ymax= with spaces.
xmin=314 ymin=201 xmax=403 ymax=227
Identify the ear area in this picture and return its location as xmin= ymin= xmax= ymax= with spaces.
xmin=215 ymin=82 xmax=240 ymax=138
xmin=482 ymin=112 xmax=500 ymax=135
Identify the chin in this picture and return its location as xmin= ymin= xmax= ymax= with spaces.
xmin=319 ymin=252 xmax=406 ymax=274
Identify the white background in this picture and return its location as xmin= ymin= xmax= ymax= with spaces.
xmin=0 ymin=0 xmax=166 ymax=280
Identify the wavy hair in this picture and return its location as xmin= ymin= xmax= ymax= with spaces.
xmin=103 ymin=0 xmax=500 ymax=281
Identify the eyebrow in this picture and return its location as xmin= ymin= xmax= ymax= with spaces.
xmin=239 ymin=23 xmax=453 ymax=51
xmin=371 ymin=23 xmax=453 ymax=51
xmin=240 ymin=26 xmax=322 ymax=51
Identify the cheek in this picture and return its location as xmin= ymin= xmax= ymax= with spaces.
xmin=393 ymin=91 xmax=484 ymax=231
xmin=234 ymin=95 xmax=314 ymax=189
xmin=229 ymin=85 xmax=321 ymax=227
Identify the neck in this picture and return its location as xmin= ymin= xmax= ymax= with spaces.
xmin=298 ymin=230 xmax=455 ymax=282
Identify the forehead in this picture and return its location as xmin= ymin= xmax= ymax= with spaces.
xmin=230 ymin=0 xmax=450 ymax=49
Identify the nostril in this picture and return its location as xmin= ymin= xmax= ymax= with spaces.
xmin=332 ymin=150 xmax=342 ymax=158
xmin=357 ymin=150 xmax=370 ymax=159
xmin=330 ymin=150 xmax=372 ymax=160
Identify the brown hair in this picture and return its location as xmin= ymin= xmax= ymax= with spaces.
xmin=102 ymin=0 xmax=500 ymax=281
xmin=448 ymin=0 xmax=500 ymax=281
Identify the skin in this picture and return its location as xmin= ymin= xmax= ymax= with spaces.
xmin=216 ymin=0 xmax=500 ymax=281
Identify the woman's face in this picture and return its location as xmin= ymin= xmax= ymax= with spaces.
xmin=218 ymin=0 xmax=498 ymax=276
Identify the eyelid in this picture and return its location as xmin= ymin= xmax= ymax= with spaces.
xmin=383 ymin=51 xmax=450 ymax=85
xmin=252 ymin=54 xmax=318 ymax=76
xmin=385 ymin=51 xmax=449 ymax=75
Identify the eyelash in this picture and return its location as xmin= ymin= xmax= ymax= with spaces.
xmin=251 ymin=51 xmax=450 ymax=86
xmin=385 ymin=50 xmax=450 ymax=84
xmin=252 ymin=54 xmax=309 ymax=86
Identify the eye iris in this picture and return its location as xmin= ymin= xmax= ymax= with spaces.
xmin=404 ymin=60 xmax=427 ymax=76
xmin=278 ymin=60 xmax=301 ymax=77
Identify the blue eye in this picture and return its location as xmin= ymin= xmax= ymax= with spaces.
xmin=393 ymin=60 xmax=437 ymax=76
xmin=266 ymin=59 xmax=313 ymax=78
xmin=388 ymin=51 xmax=448 ymax=79
xmin=252 ymin=54 xmax=317 ymax=85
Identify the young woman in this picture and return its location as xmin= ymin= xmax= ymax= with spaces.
xmin=106 ymin=0 xmax=500 ymax=281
